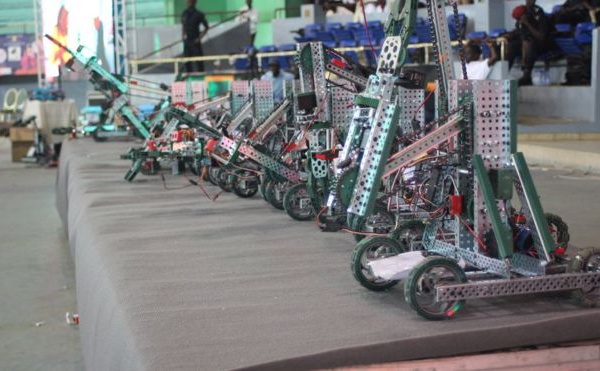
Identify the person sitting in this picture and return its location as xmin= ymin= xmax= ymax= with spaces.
xmin=462 ymin=38 xmax=500 ymax=80
xmin=260 ymin=59 xmax=294 ymax=103
xmin=511 ymin=1 xmax=557 ymax=86
xmin=552 ymin=0 xmax=600 ymax=26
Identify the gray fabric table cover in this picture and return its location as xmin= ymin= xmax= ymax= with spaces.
xmin=56 ymin=139 xmax=600 ymax=371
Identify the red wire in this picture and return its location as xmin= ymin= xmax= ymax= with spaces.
xmin=359 ymin=0 xmax=378 ymax=64
xmin=413 ymin=89 xmax=435 ymax=120
xmin=459 ymin=217 xmax=488 ymax=253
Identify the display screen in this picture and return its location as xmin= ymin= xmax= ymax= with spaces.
xmin=0 ymin=34 xmax=39 ymax=76
xmin=42 ymin=0 xmax=115 ymax=77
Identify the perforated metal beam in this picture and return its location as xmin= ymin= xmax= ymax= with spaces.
xmin=436 ymin=272 xmax=600 ymax=302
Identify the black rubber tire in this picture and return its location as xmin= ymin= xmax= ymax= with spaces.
xmin=545 ymin=212 xmax=570 ymax=251
xmin=353 ymin=206 xmax=396 ymax=243
xmin=187 ymin=160 xmax=201 ymax=176
xmin=351 ymin=237 xmax=405 ymax=291
xmin=216 ymin=167 xmax=233 ymax=192
xmin=567 ymin=246 xmax=600 ymax=307
xmin=390 ymin=220 xmax=426 ymax=251
xmin=92 ymin=128 xmax=108 ymax=142
xmin=283 ymin=183 xmax=315 ymax=221
xmin=140 ymin=160 xmax=161 ymax=176
xmin=232 ymin=170 xmax=259 ymax=198
xmin=208 ymin=166 xmax=220 ymax=186
xmin=265 ymin=180 xmax=285 ymax=210
xmin=404 ymin=256 xmax=468 ymax=320
xmin=260 ymin=177 xmax=271 ymax=202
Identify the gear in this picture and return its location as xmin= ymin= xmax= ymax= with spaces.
xmin=335 ymin=165 xmax=359 ymax=209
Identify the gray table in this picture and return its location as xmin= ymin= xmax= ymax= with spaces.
xmin=56 ymin=139 xmax=600 ymax=371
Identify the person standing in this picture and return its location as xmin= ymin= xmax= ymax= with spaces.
xmin=237 ymin=0 xmax=259 ymax=46
xmin=181 ymin=0 xmax=209 ymax=73
xmin=261 ymin=59 xmax=294 ymax=103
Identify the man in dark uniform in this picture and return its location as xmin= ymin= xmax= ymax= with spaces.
xmin=181 ymin=0 xmax=209 ymax=73
xmin=507 ymin=0 xmax=556 ymax=85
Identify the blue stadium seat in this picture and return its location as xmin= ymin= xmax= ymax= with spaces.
xmin=277 ymin=44 xmax=296 ymax=51
xmin=575 ymin=22 xmax=595 ymax=44
xmin=316 ymin=31 xmax=335 ymax=42
xmin=258 ymin=45 xmax=277 ymax=70
xmin=340 ymin=40 xmax=357 ymax=48
xmin=552 ymin=5 xmax=562 ymax=14
xmin=447 ymin=13 xmax=467 ymax=40
xmin=416 ymin=21 xmax=432 ymax=43
xmin=467 ymin=31 xmax=487 ymax=40
xmin=332 ymin=29 xmax=355 ymax=42
xmin=554 ymin=38 xmax=582 ymax=55
xmin=367 ymin=20 xmax=382 ymax=28
xmin=326 ymin=22 xmax=343 ymax=32
xmin=277 ymin=44 xmax=296 ymax=70
xmin=554 ymin=23 xmax=572 ymax=34
xmin=345 ymin=22 xmax=363 ymax=31
xmin=304 ymin=23 xmax=323 ymax=40
xmin=352 ymin=28 xmax=369 ymax=42
xmin=234 ymin=46 xmax=256 ymax=71
xmin=369 ymin=27 xmax=385 ymax=41
xmin=489 ymin=28 xmax=507 ymax=38
xmin=364 ymin=48 xmax=381 ymax=68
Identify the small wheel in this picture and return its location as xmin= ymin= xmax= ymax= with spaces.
xmin=232 ymin=170 xmax=259 ymax=198
xmin=92 ymin=128 xmax=108 ymax=142
xmin=390 ymin=220 xmax=426 ymax=251
xmin=545 ymin=212 xmax=570 ymax=252
xmin=208 ymin=166 xmax=220 ymax=185
xmin=353 ymin=206 xmax=396 ymax=243
xmin=216 ymin=168 xmax=233 ymax=192
xmin=568 ymin=246 xmax=600 ymax=307
xmin=283 ymin=183 xmax=315 ymax=221
xmin=265 ymin=180 xmax=285 ymax=210
xmin=187 ymin=160 xmax=201 ymax=176
xmin=260 ymin=177 xmax=271 ymax=202
xmin=140 ymin=159 xmax=161 ymax=176
xmin=404 ymin=257 xmax=467 ymax=320
xmin=351 ymin=237 xmax=405 ymax=291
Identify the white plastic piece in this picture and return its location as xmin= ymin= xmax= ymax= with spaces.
xmin=367 ymin=251 xmax=427 ymax=281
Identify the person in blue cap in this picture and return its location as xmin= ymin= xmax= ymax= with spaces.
xmin=260 ymin=59 xmax=294 ymax=103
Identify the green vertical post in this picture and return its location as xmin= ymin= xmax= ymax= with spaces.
xmin=473 ymin=155 xmax=513 ymax=259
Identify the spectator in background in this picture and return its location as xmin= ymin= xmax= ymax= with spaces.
xmin=510 ymin=1 xmax=556 ymax=86
xmin=462 ymin=38 xmax=499 ymax=79
xmin=181 ymin=0 xmax=209 ymax=73
xmin=261 ymin=59 xmax=294 ymax=103
xmin=237 ymin=0 xmax=259 ymax=46
xmin=552 ymin=0 xmax=600 ymax=26
xmin=323 ymin=1 xmax=354 ymax=16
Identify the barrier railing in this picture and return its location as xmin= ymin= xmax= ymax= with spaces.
xmin=130 ymin=39 xmax=507 ymax=75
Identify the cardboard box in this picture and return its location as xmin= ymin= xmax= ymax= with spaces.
xmin=9 ymin=127 xmax=34 ymax=162
xmin=11 ymin=142 xmax=33 ymax=162
xmin=10 ymin=127 xmax=34 ymax=141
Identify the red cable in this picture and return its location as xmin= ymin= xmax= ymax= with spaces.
xmin=413 ymin=89 xmax=435 ymax=120
xmin=359 ymin=0 xmax=378 ymax=64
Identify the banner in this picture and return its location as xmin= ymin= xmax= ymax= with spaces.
xmin=0 ymin=34 xmax=39 ymax=76
xmin=42 ymin=0 xmax=115 ymax=78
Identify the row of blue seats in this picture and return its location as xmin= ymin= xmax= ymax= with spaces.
xmin=235 ymin=21 xmax=596 ymax=72
xmin=298 ymin=14 xmax=468 ymax=44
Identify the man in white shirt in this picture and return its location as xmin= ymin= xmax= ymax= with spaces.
xmin=261 ymin=59 xmax=294 ymax=103
xmin=462 ymin=38 xmax=499 ymax=80
xmin=237 ymin=0 xmax=259 ymax=45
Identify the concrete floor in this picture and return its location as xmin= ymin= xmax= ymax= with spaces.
xmin=0 ymin=136 xmax=598 ymax=370
xmin=0 ymin=138 xmax=83 ymax=371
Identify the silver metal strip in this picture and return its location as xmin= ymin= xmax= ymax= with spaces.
xmin=436 ymin=272 xmax=600 ymax=302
